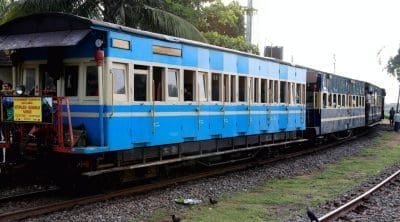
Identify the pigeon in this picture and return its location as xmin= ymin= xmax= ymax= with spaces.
xmin=209 ymin=197 xmax=218 ymax=205
xmin=171 ymin=214 xmax=181 ymax=222
xmin=307 ymin=208 xmax=319 ymax=222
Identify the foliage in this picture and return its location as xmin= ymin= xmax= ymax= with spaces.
xmin=387 ymin=48 xmax=400 ymax=81
xmin=203 ymin=31 xmax=259 ymax=54
xmin=198 ymin=0 xmax=252 ymax=38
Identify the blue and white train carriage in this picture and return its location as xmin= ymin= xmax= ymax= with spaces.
xmin=0 ymin=13 xmax=306 ymax=175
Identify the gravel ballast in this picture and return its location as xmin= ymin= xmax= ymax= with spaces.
xmin=16 ymin=126 xmax=396 ymax=222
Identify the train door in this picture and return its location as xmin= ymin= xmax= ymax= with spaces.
xmin=131 ymin=66 xmax=152 ymax=144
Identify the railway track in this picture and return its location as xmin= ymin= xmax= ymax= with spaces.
xmin=0 ymin=187 xmax=60 ymax=204
xmin=317 ymin=168 xmax=400 ymax=222
xmin=0 ymin=130 xmax=372 ymax=222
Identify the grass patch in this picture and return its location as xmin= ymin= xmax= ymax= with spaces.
xmin=148 ymin=131 xmax=400 ymax=221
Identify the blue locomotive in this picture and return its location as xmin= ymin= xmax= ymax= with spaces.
xmin=0 ymin=13 xmax=384 ymax=179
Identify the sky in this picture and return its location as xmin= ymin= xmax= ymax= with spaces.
xmin=224 ymin=0 xmax=400 ymax=103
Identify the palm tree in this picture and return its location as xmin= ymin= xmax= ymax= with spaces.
xmin=0 ymin=0 xmax=207 ymax=42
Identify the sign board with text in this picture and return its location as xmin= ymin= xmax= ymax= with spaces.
xmin=2 ymin=96 xmax=53 ymax=123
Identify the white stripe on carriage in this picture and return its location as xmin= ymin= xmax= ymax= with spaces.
xmin=321 ymin=115 xmax=365 ymax=122
xmin=62 ymin=110 xmax=304 ymax=118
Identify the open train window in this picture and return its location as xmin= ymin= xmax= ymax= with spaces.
xmin=85 ymin=66 xmax=99 ymax=97
xmin=280 ymin=81 xmax=286 ymax=103
xmin=238 ymin=76 xmax=246 ymax=102
xmin=261 ymin=79 xmax=267 ymax=103
xmin=167 ymin=69 xmax=179 ymax=101
xmin=153 ymin=67 xmax=163 ymax=101
xmin=230 ymin=75 xmax=236 ymax=102
xmin=290 ymin=83 xmax=295 ymax=104
xmin=327 ymin=94 xmax=332 ymax=107
xmin=134 ymin=67 xmax=148 ymax=101
xmin=268 ymin=80 xmax=274 ymax=103
xmin=212 ymin=73 xmax=221 ymax=101
xmin=254 ymin=78 xmax=259 ymax=103
xmin=322 ymin=93 xmax=327 ymax=108
xmin=249 ymin=77 xmax=254 ymax=102
xmin=198 ymin=72 xmax=207 ymax=102
xmin=224 ymin=74 xmax=230 ymax=102
xmin=64 ymin=66 xmax=78 ymax=97
xmin=352 ymin=95 xmax=356 ymax=107
xmin=333 ymin=94 xmax=337 ymax=108
xmin=296 ymin=83 xmax=301 ymax=104
xmin=362 ymin=96 xmax=365 ymax=107
xmin=273 ymin=80 xmax=279 ymax=103
xmin=184 ymin=70 xmax=194 ymax=101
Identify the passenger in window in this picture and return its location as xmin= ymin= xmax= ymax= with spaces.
xmin=1 ymin=83 xmax=13 ymax=95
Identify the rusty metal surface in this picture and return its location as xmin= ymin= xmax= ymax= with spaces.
xmin=0 ymin=29 xmax=90 ymax=50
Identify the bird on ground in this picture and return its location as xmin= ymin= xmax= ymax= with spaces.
xmin=307 ymin=208 xmax=319 ymax=222
xmin=209 ymin=197 xmax=218 ymax=205
xmin=171 ymin=214 xmax=181 ymax=222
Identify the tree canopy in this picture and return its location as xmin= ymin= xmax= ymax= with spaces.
xmin=387 ymin=49 xmax=400 ymax=82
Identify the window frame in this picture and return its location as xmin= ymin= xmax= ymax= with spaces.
xmin=133 ymin=68 xmax=149 ymax=102
xmin=111 ymin=62 xmax=129 ymax=102
xmin=166 ymin=68 xmax=180 ymax=101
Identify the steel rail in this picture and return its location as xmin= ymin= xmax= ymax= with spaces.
xmin=0 ymin=128 xmax=374 ymax=222
xmin=318 ymin=169 xmax=400 ymax=222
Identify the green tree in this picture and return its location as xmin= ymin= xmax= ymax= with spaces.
xmin=203 ymin=31 xmax=259 ymax=54
xmin=164 ymin=0 xmax=259 ymax=54
xmin=0 ymin=0 xmax=207 ymax=42
xmin=387 ymin=49 xmax=400 ymax=81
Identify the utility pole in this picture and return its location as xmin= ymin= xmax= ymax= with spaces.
xmin=246 ymin=0 xmax=253 ymax=43
xmin=397 ymin=82 xmax=400 ymax=113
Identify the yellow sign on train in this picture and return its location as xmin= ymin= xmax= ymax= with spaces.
xmin=13 ymin=97 xmax=42 ymax=122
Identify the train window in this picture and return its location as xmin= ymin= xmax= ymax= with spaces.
xmin=254 ymin=78 xmax=259 ymax=103
xmin=184 ymin=70 xmax=194 ymax=102
xmin=323 ymin=93 xmax=327 ymax=108
xmin=230 ymin=75 xmax=236 ymax=102
xmin=261 ymin=79 xmax=267 ymax=103
xmin=296 ymin=83 xmax=301 ymax=104
xmin=85 ymin=66 xmax=99 ymax=97
xmin=291 ymin=83 xmax=296 ymax=104
xmin=198 ymin=72 xmax=207 ymax=102
xmin=249 ymin=77 xmax=254 ymax=102
xmin=273 ymin=80 xmax=279 ymax=103
xmin=328 ymin=94 xmax=332 ymax=107
xmin=211 ymin=73 xmax=221 ymax=101
xmin=302 ymin=84 xmax=306 ymax=104
xmin=224 ymin=74 xmax=230 ymax=102
xmin=153 ymin=67 xmax=163 ymax=101
xmin=134 ymin=68 xmax=148 ymax=101
xmin=280 ymin=81 xmax=287 ymax=103
xmin=24 ymin=68 xmax=36 ymax=95
xmin=238 ymin=76 xmax=246 ymax=102
xmin=333 ymin=94 xmax=337 ymax=108
xmin=64 ymin=66 xmax=79 ymax=97
xmin=112 ymin=65 xmax=127 ymax=95
xmin=352 ymin=96 xmax=356 ymax=107
xmin=362 ymin=96 xmax=365 ymax=107
xmin=268 ymin=80 xmax=273 ymax=103
xmin=167 ymin=69 xmax=179 ymax=100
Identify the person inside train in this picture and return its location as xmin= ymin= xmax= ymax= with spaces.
xmin=1 ymin=82 xmax=12 ymax=95
xmin=389 ymin=107 xmax=395 ymax=126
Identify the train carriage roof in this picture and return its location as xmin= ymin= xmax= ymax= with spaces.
xmin=0 ymin=12 xmax=296 ymax=66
